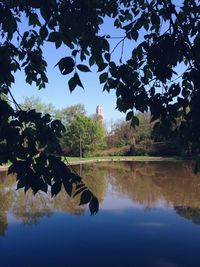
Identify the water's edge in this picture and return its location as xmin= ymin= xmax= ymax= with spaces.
xmin=0 ymin=157 xmax=191 ymax=170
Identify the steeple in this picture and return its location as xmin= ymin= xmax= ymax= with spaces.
xmin=96 ymin=105 xmax=104 ymax=121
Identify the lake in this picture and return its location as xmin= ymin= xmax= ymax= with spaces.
xmin=0 ymin=161 xmax=200 ymax=267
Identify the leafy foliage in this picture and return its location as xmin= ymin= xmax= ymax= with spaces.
xmin=20 ymin=96 xmax=57 ymax=118
xmin=1 ymin=0 xmax=200 ymax=213
xmin=107 ymin=120 xmax=135 ymax=148
xmin=107 ymin=112 xmax=152 ymax=148
xmin=56 ymin=104 xmax=86 ymax=126
xmin=63 ymin=115 xmax=105 ymax=156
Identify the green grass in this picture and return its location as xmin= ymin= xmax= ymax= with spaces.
xmin=63 ymin=155 xmax=179 ymax=164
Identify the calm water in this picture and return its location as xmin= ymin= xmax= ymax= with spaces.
xmin=0 ymin=161 xmax=200 ymax=267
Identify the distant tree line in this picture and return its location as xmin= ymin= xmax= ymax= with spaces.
xmin=20 ymin=96 xmax=105 ymax=157
xmin=20 ymin=96 xmax=191 ymax=158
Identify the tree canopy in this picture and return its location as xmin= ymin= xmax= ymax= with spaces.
xmin=20 ymin=96 xmax=57 ymax=117
xmin=56 ymin=104 xmax=86 ymax=126
xmin=64 ymin=115 xmax=105 ymax=156
xmin=1 ymin=0 xmax=200 ymax=212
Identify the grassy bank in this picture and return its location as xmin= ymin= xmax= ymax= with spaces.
xmin=0 ymin=156 xmax=187 ymax=171
xmin=64 ymin=155 xmax=183 ymax=165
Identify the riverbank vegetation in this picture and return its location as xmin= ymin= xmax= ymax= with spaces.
xmin=1 ymin=1 xmax=200 ymax=212
xmin=20 ymin=97 xmax=194 ymax=159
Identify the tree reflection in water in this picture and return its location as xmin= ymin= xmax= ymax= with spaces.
xmin=0 ymin=189 xmax=13 ymax=235
xmin=89 ymin=161 xmax=200 ymax=209
xmin=175 ymin=206 xmax=200 ymax=224
xmin=0 ymin=161 xmax=200 ymax=235
xmin=0 ymin=171 xmax=15 ymax=235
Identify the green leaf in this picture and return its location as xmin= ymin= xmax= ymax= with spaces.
xmin=99 ymin=72 xmax=108 ymax=84
xmin=77 ymin=64 xmax=91 ymax=72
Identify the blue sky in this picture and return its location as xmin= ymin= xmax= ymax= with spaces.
xmin=11 ymin=2 xmax=184 ymax=124
xmin=11 ymin=17 xmax=133 ymax=124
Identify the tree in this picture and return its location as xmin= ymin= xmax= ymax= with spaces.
xmin=57 ymin=104 xmax=86 ymax=127
xmin=108 ymin=120 xmax=135 ymax=148
xmin=20 ymin=96 xmax=58 ymax=118
xmin=107 ymin=112 xmax=152 ymax=148
xmin=135 ymin=112 xmax=152 ymax=143
xmin=1 ymin=1 xmax=200 ymax=211
xmin=63 ymin=115 xmax=105 ymax=156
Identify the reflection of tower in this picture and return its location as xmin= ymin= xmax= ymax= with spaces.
xmin=96 ymin=105 xmax=104 ymax=121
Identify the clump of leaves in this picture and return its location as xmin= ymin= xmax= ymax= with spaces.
xmin=1 ymin=0 xmax=200 ymax=212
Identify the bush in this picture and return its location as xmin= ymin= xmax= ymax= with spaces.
xmin=91 ymin=146 xmax=129 ymax=157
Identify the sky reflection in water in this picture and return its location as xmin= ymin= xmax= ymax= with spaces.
xmin=0 ymin=161 xmax=200 ymax=267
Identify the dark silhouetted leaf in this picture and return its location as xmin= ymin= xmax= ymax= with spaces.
xmin=77 ymin=64 xmax=91 ymax=72
xmin=89 ymin=196 xmax=99 ymax=215
xmin=74 ymin=72 xmax=84 ymax=88
xmin=73 ymin=185 xmax=87 ymax=197
xmin=68 ymin=76 xmax=76 ymax=92
xmin=126 ymin=111 xmax=133 ymax=121
xmin=80 ymin=189 xmax=92 ymax=205
xmin=131 ymin=116 xmax=139 ymax=127
xmin=51 ymin=181 xmax=62 ymax=197
xmin=39 ymin=26 xmax=48 ymax=40
xmin=99 ymin=72 xmax=108 ymax=84
xmin=63 ymin=180 xmax=72 ymax=196
xmin=56 ymin=57 xmax=74 ymax=75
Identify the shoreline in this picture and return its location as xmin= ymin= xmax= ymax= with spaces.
xmin=66 ymin=156 xmax=187 ymax=165
xmin=0 ymin=156 xmax=190 ymax=170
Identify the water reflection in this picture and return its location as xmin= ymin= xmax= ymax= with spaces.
xmin=0 ymin=161 xmax=200 ymax=232
xmin=0 ymin=165 xmax=107 ymax=232
xmin=83 ymin=161 xmax=200 ymax=209
xmin=175 ymin=206 xmax=200 ymax=224
xmin=1 ymin=161 xmax=200 ymax=267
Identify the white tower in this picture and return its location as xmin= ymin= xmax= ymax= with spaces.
xmin=96 ymin=105 xmax=104 ymax=121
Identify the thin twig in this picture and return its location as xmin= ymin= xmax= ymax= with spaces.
xmin=120 ymin=38 xmax=125 ymax=63
xmin=63 ymin=155 xmax=81 ymax=178
xmin=111 ymin=36 xmax=126 ymax=55
xmin=106 ymin=36 xmax=126 ymax=39
xmin=8 ymin=87 xmax=22 ymax=110
xmin=166 ymin=71 xmax=186 ymax=84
